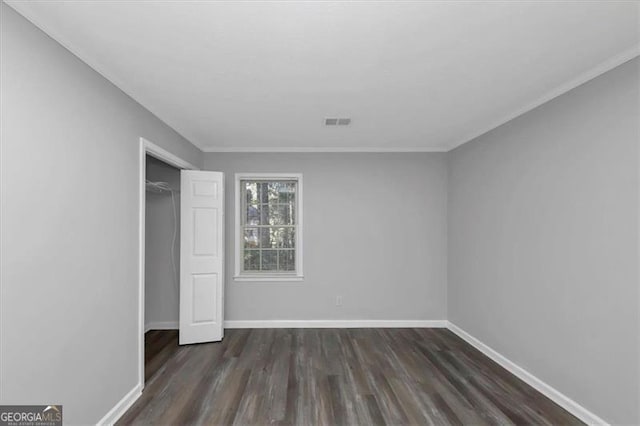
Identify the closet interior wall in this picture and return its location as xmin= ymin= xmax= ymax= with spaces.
xmin=145 ymin=156 xmax=181 ymax=330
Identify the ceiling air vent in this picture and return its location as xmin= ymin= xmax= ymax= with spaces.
xmin=325 ymin=118 xmax=351 ymax=126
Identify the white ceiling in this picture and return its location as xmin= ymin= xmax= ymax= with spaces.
xmin=6 ymin=1 xmax=639 ymax=152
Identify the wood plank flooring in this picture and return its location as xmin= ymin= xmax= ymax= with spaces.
xmin=119 ymin=328 xmax=583 ymax=425
xmin=144 ymin=330 xmax=179 ymax=382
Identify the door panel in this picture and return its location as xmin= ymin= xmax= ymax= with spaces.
xmin=192 ymin=274 xmax=217 ymax=322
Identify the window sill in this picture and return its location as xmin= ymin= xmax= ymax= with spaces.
xmin=234 ymin=275 xmax=304 ymax=282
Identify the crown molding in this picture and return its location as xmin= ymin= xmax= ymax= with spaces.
xmin=445 ymin=45 xmax=640 ymax=152
xmin=201 ymin=146 xmax=448 ymax=153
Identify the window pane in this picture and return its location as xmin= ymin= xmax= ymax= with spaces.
xmin=258 ymin=227 xmax=273 ymax=248
xmin=243 ymin=182 xmax=259 ymax=205
xmin=276 ymin=228 xmax=295 ymax=249
xmin=253 ymin=182 xmax=280 ymax=204
xmin=243 ymin=227 xmax=260 ymax=249
xmin=278 ymin=250 xmax=295 ymax=271
xmin=261 ymin=250 xmax=278 ymax=271
xmin=244 ymin=250 xmax=260 ymax=271
xmin=246 ymin=204 xmax=261 ymax=225
xmin=273 ymin=182 xmax=296 ymax=204
xmin=266 ymin=204 xmax=295 ymax=225
xmin=256 ymin=227 xmax=295 ymax=249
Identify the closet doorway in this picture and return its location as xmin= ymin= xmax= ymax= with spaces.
xmin=144 ymin=155 xmax=181 ymax=380
xmin=138 ymin=138 xmax=225 ymax=389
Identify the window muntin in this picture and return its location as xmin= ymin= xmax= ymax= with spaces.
xmin=239 ymin=179 xmax=299 ymax=275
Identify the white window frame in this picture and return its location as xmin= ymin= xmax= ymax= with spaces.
xmin=234 ymin=173 xmax=304 ymax=281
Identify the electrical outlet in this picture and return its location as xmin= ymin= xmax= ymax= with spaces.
xmin=336 ymin=295 xmax=343 ymax=307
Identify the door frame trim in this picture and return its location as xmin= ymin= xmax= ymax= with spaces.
xmin=138 ymin=137 xmax=198 ymax=388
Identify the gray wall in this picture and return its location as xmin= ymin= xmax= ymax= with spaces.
xmin=448 ymin=58 xmax=639 ymax=425
xmin=145 ymin=157 xmax=181 ymax=328
xmin=204 ymin=153 xmax=448 ymax=322
xmin=0 ymin=4 xmax=202 ymax=425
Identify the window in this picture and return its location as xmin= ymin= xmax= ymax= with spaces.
xmin=234 ymin=173 xmax=303 ymax=281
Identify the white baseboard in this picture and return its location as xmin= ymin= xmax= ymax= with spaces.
xmin=145 ymin=321 xmax=178 ymax=333
xmin=224 ymin=319 xmax=447 ymax=329
xmin=97 ymin=382 xmax=142 ymax=426
xmin=446 ymin=322 xmax=609 ymax=426
xmin=144 ymin=320 xmax=447 ymax=331
xmin=144 ymin=319 xmax=447 ymax=332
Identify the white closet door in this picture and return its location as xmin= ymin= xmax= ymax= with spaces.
xmin=179 ymin=171 xmax=224 ymax=345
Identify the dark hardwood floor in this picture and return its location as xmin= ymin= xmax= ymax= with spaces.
xmin=119 ymin=328 xmax=583 ymax=425
xmin=144 ymin=330 xmax=179 ymax=382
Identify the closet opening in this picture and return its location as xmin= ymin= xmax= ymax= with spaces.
xmin=138 ymin=137 xmax=199 ymax=389
xmin=144 ymin=155 xmax=180 ymax=382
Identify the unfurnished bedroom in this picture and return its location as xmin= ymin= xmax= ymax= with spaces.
xmin=1 ymin=1 xmax=638 ymax=425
